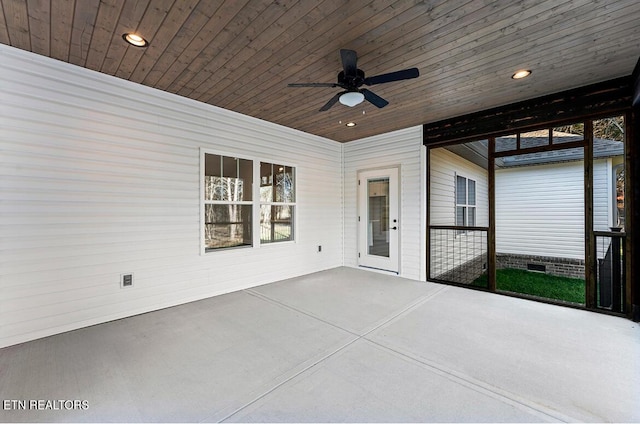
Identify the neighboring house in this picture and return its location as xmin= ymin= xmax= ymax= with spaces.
xmin=429 ymin=131 xmax=624 ymax=281
xmin=495 ymin=132 xmax=623 ymax=278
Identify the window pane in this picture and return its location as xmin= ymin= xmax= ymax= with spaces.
xmin=260 ymin=162 xmax=295 ymax=203
xmin=260 ymin=162 xmax=274 ymax=202
xmin=205 ymin=154 xmax=252 ymax=201
xmin=456 ymin=206 xmax=465 ymax=226
xmin=367 ymin=178 xmax=390 ymax=258
xmin=276 ymin=166 xmax=295 ymax=203
xmin=205 ymin=176 xmax=246 ymax=201
xmin=204 ymin=204 xmax=252 ymax=249
xmin=469 ymin=207 xmax=476 ymax=226
xmin=468 ymin=180 xmax=476 ymax=205
xmin=260 ymin=205 xmax=294 ymax=243
xmin=456 ymin=176 xmax=466 ymax=204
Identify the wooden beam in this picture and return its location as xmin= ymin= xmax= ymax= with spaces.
xmin=628 ymin=109 xmax=640 ymax=321
xmin=633 ymin=56 xmax=640 ymax=107
xmin=584 ymin=120 xmax=595 ymax=309
xmin=423 ymin=77 xmax=633 ymax=146
xmin=425 ymin=146 xmax=431 ymax=281
xmin=488 ymin=138 xmax=496 ymax=292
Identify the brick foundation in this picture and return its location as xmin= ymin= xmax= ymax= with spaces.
xmin=496 ymin=253 xmax=584 ymax=279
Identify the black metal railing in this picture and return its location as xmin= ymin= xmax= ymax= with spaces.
xmin=594 ymin=229 xmax=626 ymax=313
xmin=429 ymin=226 xmax=489 ymax=286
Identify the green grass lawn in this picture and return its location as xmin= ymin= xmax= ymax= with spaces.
xmin=473 ymin=268 xmax=585 ymax=304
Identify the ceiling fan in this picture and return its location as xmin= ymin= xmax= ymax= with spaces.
xmin=288 ymin=49 xmax=420 ymax=111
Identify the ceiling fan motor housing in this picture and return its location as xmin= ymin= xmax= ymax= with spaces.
xmin=338 ymin=69 xmax=365 ymax=89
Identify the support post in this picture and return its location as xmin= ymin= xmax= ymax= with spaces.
xmin=488 ymin=138 xmax=496 ymax=292
xmin=629 ymin=109 xmax=640 ymax=320
xmin=585 ymin=120 xmax=596 ymax=309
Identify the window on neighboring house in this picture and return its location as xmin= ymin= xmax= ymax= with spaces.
xmin=204 ymin=154 xmax=253 ymax=250
xmin=260 ymin=162 xmax=295 ymax=243
xmin=456 ymin=175 xmax=476 ymax=227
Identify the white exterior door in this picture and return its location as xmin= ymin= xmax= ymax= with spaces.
xmin=358 ymin=168 xmax=399 ymax=273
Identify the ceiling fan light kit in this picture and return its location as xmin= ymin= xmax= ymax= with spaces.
xmin=288 ymin=49 xmax=419 ymax=112
xmin=339 ymin=91 xmax=365 ymax=107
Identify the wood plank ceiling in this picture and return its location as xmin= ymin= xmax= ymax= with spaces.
xmin=1 ymin=0 xmax=639 ymax=142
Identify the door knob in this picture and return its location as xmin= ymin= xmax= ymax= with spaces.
xmin=391 ymin=226 xmax=397 ymax=230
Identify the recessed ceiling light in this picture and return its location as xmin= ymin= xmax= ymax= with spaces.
xmin=346 ymin=122 xmax=356 ymax=127
xmin=511 ymin=69 xmax=531 ymax=79
xmin=122 ymin=33 xmax=149 ymax=47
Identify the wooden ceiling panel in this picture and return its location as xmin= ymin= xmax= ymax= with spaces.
xmin=1 ymin=0 xmax=639 ymax=142
xmin=100 ymin=0 xmax=149 ymax=75
xmin=114 ymin=0 xmax=174 ymax=80
xmin=3 ymin=0 xmax=30 ymax=50
xmin=216 ymin=0 xmax=385 ymax=109
xmin=128 ymin=0 xmax=198 ymax=84
xmin=0 ymin=1 xmax=9 ymax=44
xmin=26 ymin=0 xmax=50 ymax=56
xmin=182 ymin=1 xmax=296 ymax=100
xmin=68 ymin=0 xmax=100 ymax=67
xmin=49 ymin=0 xmax=74 ymax=62
xmin=84 ymin=0 xmax=122 ymax=71
xmin=160 ymin=0 xmax=254 ymax=94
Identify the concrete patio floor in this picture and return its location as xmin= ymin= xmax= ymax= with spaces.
xmin=1 ymin=267 xmax=639 ymax=423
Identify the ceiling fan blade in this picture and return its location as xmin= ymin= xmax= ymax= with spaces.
xmin=319 ymin=92 xmax=344 ymax=111
xmin=361 ymin=89 xmax=389 ymax=108
xmin=288 ymin=82 xmax=338 ymax=88
xmin=364 ymin=68 xmax=419 ymax=85
xmin=340 ymin=49 xmax=358 ymax=76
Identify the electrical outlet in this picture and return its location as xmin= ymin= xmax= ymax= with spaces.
xmin=120 ymin=273 xmax=134 ymax=288
xmin=318 ymin=245 xmax=322 ymax=252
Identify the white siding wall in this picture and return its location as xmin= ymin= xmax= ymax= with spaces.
xmin=0 ymin=45 xmax=343 ymax=348
xmin=495 ymin=162 xmax=583 ymax=259
xmin=593 ymin=158 xmax=613 ymax=232
xmin=343 ymin=127 xmax=425 ymax=281
xmin=429 ymin=148 xmax=489 ymax=226
xmin=495 ymin=159 xmax=611 ymax=260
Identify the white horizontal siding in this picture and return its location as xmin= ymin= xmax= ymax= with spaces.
xmin=495 ymin=161 xmax=584 ymax=259
xmin=495 ymin=159 xmax=613 ymax=260
xmin=429 ymin=147 xmax=489 ymax=226
xmin=0 ymin=45 xmax=343 ymax=348
xmin=343 ymin=126 xmax=425 ymax=281
xmin=593 ymin=159 xmax=612 ymax=232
